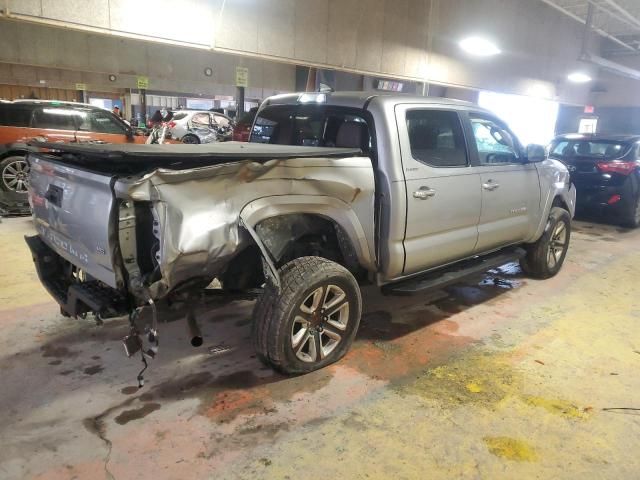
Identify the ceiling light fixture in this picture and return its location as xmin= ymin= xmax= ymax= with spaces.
xmin=567 ymin=72 xmax=592 ymax=83
xmin=459 ymin=36 xmax=501 ymax=57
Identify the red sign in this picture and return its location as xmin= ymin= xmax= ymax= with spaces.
xmin=584 ymin=105 xmax=595 ymax=114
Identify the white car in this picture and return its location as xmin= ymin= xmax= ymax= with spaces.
xmin=166 ymin=110 xmax=234 ymax=143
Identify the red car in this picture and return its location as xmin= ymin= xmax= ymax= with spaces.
xmin=232 ymin=107 xmax=258 ymax=142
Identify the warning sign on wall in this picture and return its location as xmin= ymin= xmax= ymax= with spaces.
xmin=235 ymin=67 xmax=249 ymax=88
xmin=136 ymin=76 xmax=149 ymax=89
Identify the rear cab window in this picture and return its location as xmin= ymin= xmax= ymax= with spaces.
xmin=250 ymin=104 xmax=371 ymax=151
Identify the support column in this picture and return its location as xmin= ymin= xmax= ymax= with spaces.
xmin=236 ymin=86 xmax=245 ymax=117
xmin=139 ymin=89 xmax=147 ymax=127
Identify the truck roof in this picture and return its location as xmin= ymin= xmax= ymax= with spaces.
xmin=263 ymin=91 xmax=478 ymax=110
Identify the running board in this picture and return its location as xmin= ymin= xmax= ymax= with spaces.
xmin=382 ymin=247 xmax=526 ymax=296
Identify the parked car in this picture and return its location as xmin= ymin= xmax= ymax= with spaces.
xmin=24 ymin=92 xmax=574 ymax=380
xmin=166 ymin=110 xmax=234 ymax=143
xmin=549 ymin=133 xmax=640 ymax=227
xmin=232 ymin=107 xmax=258 ymax=142
xmin=0 ymin=100 xmax=144 ymax=214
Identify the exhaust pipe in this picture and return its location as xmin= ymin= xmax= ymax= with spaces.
xmin=186 ymin=310 xmax=203 ymax=347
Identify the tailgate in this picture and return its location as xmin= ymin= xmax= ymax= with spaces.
xmin=27 ymin=152 xmax=121 ymax=288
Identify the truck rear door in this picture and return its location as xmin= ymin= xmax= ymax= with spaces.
xmin=28 ymin=153 xmax=121 ymax=288
xmin=395 ymin=105 xmax=481 ymax=275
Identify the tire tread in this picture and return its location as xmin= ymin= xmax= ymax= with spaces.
xmin=252 ymin=256 xmax=361 ymax=374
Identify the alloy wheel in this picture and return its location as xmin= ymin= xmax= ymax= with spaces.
xmin=291 ymin=284 xmax=350 ymax=363
xmin=547 ymin=221 xmax=568 ymax=269
xmin=2 ymin=159 xmax=30 ymax=193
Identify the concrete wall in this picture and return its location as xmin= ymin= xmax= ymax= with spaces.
xmin=556 ymin=105 xmax=640 ymax=135
xmin=3 ymin=0 xmax=600 ymax=104
xmin=589 ymin=56 xmax=640 ymax=108
xmin=0 ymin=18 xmax=295 ymax=99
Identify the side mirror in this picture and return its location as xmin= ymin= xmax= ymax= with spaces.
xmin=526 ymin=144 xmax=546 ymax=163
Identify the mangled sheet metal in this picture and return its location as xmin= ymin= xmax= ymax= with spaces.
xmin=114 ymin=155 xmax=376 ymax=299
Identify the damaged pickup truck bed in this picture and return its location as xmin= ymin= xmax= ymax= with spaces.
xmin=25 ymin=93 xmax=576 ymax=377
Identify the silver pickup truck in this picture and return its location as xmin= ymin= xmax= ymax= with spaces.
xmin=25 ymin=92 xmax=575 ymax=376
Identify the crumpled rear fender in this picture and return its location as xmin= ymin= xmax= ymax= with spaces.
xmin=115 ymin=156 xmax=375 ymax=299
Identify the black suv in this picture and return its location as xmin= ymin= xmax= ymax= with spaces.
xmin=549 ymin=133 xmax=640 ymax=227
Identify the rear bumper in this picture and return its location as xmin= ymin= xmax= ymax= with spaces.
xmin=575 ymin=184 xmax=629 ymax=217
xmin=25 ymin=235 xmax=130 ymax=318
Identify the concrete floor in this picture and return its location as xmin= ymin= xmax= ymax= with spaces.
xmin=1 ymin=216 xmax=639 ymax=479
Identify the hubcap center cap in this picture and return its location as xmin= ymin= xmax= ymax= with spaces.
xmin=309 ymin=310 xmax=324 ymax=328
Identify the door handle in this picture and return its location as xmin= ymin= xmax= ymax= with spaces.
xmin=413 ymin=187 xmax=436 ymax=200
xmin=482 ymin=181 xmax=500 ymax=191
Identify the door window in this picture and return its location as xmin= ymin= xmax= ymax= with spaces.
xmin=32 ymin=107 xmax=79 ymax=130
xmin=77 ymin=109 xmax=127 ymax=134
xmin=405 ymin=110 xmax=467 ymax=167
xmin=212 ymin=114 xmax=231 ymax=126
xmin=192 ymin=113 xmax=211 ymax=127
xmin=0 ymin=105 xmax=33 ymax=127
xmin=470 ymin=116 xmax=520 ymax=165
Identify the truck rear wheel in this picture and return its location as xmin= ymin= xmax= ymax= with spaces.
xmin=252 ymin=256 xmax=362 ymax=374
xmin=520 ymin=206 xmax=571 ymax=279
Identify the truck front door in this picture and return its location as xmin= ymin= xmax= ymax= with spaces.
xmin=395 ymin=105 xmax=481 ymax=276
xmin=467 ymin=113 xmax=541 ymax=253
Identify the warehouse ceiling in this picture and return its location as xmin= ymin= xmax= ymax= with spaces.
xmin=540 ymin=0 xmax=640 ymax=55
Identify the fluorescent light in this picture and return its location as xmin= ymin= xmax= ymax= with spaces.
xmin=298 ymin=93 xmax=326 ymax=103
xmin=567 ymin=72 xmax=592 ymax=83
xmin=459 ymin=37 xmax=501 ymax=57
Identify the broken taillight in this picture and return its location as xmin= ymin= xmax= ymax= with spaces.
xmin=597 ymin=161 xmax=637 ymax=175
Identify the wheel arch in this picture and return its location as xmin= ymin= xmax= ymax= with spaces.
xmin=0 ymin=143 xmax=29 ymax=161
xmin=551 ymin=195 xmax=570 ymax=212
xmin=239 ymin=196 xmax=375 ymax=273
xmin=527 ymin=174 xmax=576 ymax=244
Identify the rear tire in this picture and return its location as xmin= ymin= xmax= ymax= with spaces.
xmin=520 ymin=207 xmax=571 ymax=279
xmin=252 ymin=257 xmax=362 ymax=375
xmin=621 ymin=194 xmax=640 ymax=229
xmin=182 ymin=134 xmax=200 ymax=144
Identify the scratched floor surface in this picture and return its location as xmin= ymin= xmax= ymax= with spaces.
xmin=1 ymin=216 xmax=639 ymax=479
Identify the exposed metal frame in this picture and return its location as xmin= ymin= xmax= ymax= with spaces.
xmin=599 ymin=0 xmax=640 ymax=31
xmin=539 ymin=0 xmax=638 ymax=52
